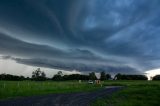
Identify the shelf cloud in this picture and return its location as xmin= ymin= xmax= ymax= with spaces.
xmin=0 ymin=0 xmax=160 ymax=75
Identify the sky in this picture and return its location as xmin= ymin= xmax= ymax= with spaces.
xmin=0 ymin=0 xmax=160 ymax=77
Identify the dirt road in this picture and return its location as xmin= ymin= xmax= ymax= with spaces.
xmin=0 ymin=86 xmax=123 ymax=106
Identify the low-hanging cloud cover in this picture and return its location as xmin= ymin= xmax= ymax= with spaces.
xmin=0 ymin=0 xmax=160 ymax=75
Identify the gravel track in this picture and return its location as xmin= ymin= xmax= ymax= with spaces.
xmin=0 ymin=86 xmax=123 ymax=106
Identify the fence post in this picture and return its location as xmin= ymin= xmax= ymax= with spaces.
xmin=17 ymin=82 xmax=19 ymax=87
xmin=4 ymin=83 xmax=5 ymax=88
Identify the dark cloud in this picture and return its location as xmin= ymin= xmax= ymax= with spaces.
xmin=0 ymin=32 xmax=107 ymax=62
xmin=1 ymin=55 xmax=140 ymax=75
xmin=0 ymin=33 xmax=68 ymax=58
xmin=0 ymin=0 xmax=160 ymax=74
xmin=0 ymin=33 xmax=140 ymax=74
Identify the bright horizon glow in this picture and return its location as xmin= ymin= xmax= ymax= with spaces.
xmin=1 ymin=59 xmax=160 ymax=80
xmin=0 ymin=59 xmax=81 ymax=78
xmin=146 ymin=69 xmax=160 ymax=80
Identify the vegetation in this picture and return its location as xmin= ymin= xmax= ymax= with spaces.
xmin=114 ymin=73 xmax=148 ymax=80
xmin=106 ymin=74 xmax=111 ymax=80
xmin=152 ymin=75 xmax=160 ymax=80
xmin=1 ymin=68 xmax=152 ymax=81
xmin=62 ymin=74 xmax=89 ymax=81
xmin=100 ymin=71 xmax=106 ymax=81
xmin=1 ymin=75 xmax=160 ymax=106
xmin=32 ymin=68 xmax=46 ymax=81
xmin=52 ymin=71 xmax=90 ymax=81
xmin=100 ymin=71 xmax=111 ymax=80
xmin=0 ymin=74 xmax=25 ymax=81
xmin=92 ymin=80 xmax=160 ymax=106
xmin=0 ymin=81 xmax=101 ymax=100
xmin=89 ymin=72 xmax=97 ymax=80
xmin=1 ymin=68 xmax=160 ymax=105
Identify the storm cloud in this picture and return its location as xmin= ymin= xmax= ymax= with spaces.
xmin=0 ymin=0 xmax=160 ymax=75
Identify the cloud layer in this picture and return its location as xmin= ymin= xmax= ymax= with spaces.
xmin=1 ymin=0 xmax=160 ymax=75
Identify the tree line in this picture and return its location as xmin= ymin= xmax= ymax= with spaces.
xmin=0 ymin=74 xmax=26 ymax=81
xmin=1 ymin=68 xmax=160 ymax=81
xmin=114 ymin=73 xmax=148 ymax=80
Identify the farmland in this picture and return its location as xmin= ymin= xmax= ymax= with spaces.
xmin=92 ymin=80 xmax=160 ymax=106
xmin=1 ymin=80 xmax=160 ymax=106
xmin=0 ymin=81 xmax=101 ymax=100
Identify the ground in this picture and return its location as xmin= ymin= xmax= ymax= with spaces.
xmin=0 ymin=80 xmax=160 ymax=106
xmin=0 ymin=86 xmax=122 ymax=106
xmin=92 ymin=80 xmax=160 ymax=106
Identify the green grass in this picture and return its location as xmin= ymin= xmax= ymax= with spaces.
xmin=0 ymin=80 xmax=102 ymax=100
xmin=92 ymin=80 xmax=160 ymax=106
xmin=2 ymin=80 xmax=160 ymax=106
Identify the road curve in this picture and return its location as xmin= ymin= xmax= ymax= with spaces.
xmin=0 ymin=86 xmax=123 ymax=106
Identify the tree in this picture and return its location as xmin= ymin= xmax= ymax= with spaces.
xmin=52 ymin=75 xmax=62 ymax=81
xmin=89 ymin=72 xmax=97 ymax=80
xmin=52 ymin=71 xmax=63 ymax=81
xmin=152 ymin=75 xmax=160 ymax=80
xmin=106 ymin=74 xmax=111 ymax=80
xmin=62 ymin=74 xmax=89 ymax=80
xmin=32 ymin=68 xmax=40 ymax=79
xmin=41 ymin=72 xmax=46 ymax=79
xmin=57 ymin=71 xmax=63 ymax=76
xmin=114 ymin=73 xmax=148 ymax=80
xmin=0 ymin=73 xmax=25 ymax=81
xmin=114 ymin=73 xmax=122 ymax=80
xmin=100 ymin=71 xmax=106 ymax=81
xmin=32 ymin=68 xmax=46 ymax=81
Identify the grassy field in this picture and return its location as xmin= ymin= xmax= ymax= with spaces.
xmin=92 ymin=80 xmax=160 ymax=106
xmin=1 ymin=80 xmax=160 ymax=106
xmin=0 ymin=81 xmax=101 ymax=100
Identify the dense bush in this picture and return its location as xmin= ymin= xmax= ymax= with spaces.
xmin=32 ymin=68 xmax=46 ymax=81
xmin=0 ymin=74 xmax=25 ymax=81
xmin=52 ymin=74 xmax=89 ymax=81
xmin=100 ymin=71 xmax=112 ymax=81
xmin=114 ymin=74 xmax=148 ymax=80
xmin=152 ymin=75 xmax=160 ymax=80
